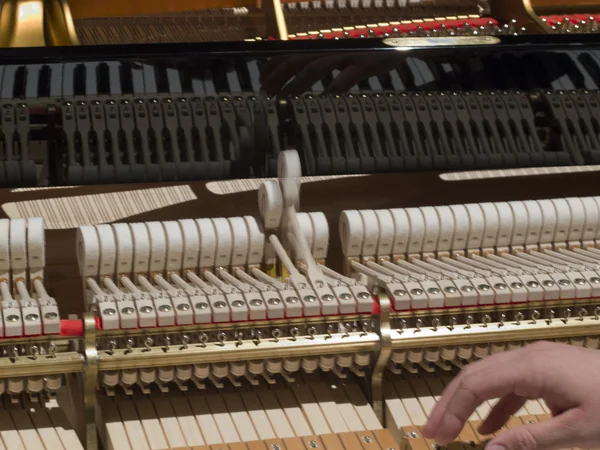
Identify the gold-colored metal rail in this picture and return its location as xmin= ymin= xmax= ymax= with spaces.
xmin=96 ymin=331 xmax=380 ymax=371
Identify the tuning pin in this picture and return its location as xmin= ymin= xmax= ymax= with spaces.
xmin=272 ymin=328 xmax=281 ymax=342
xmin=499 ymin=313 xmax=506 ymax=327
xmin=307 ymin=326 xmax=317 ymax=340
xmin=482 ymin=314 xmax=491 ymax=327
xmin=431 ymin=318 xmax=440 ymax=331
xmin=563 ymin=308 xmax=571 ymax=323
xmin=415 ymin=318 xmax=422 ymax=332
xmin=531 ymin=310 xmax=541 ymax=323
xmin=579 ymin=308 xmax=587 ymax=321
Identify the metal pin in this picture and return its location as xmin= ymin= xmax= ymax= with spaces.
xmin=126 ymin=338 xmax=134 ymax=353
xmin=499 ymin=313 xmax=506 ymax=327
xmin=253 ymin=329 xmax=262 ymax=344
xmin=326 ymin=324 xmax=334 ymax=339
xmin=272 ymin=328 xmax=281 ymax=342
xmin=579 ymin=308 xmax=587 ymax=321
xmin=164 ymin=336 xmax=171 ymax=352
xmin=181 ymin=334 xmax=189 ymax=350
xmin=531 ymin=310 xmax=540 ymax=323
xmin=563 ymin=308 xmax=571 ymax=323
xmin=432 ymin=318 xmax=440 ymax=331
xmin=217 ymin=332 xmax=227 ymax=346
xmin=199 ymin=332 xmax=209 ymax=347
xmin=49 ymin=343 xmax=57 ymax=357
xmin=29 ymin=345 xmax=38 ymax=359
xmin=307 ymin=326 xmax=317 ymax=339
xmin=515 ymin=311 xmax=524 ymax=325
xmin=108 ymin=340 xmax=117 ymax=355
xmin=466 ymin=315 xmax=473 ymax=329
xmin=449 ymin=316 xmax=457 ymax=331
xmin=290 ymin=326 xmax=299 ymax=341
xmin=482 ymin=314 xmax=491 ymax=327
xmin=415 ymin=318 xmax=422 ymax=332
xmin=547 ymin=309 xmax=555 ymax=323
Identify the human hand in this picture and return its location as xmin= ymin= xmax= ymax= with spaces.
xmin=259 ymin=52 xmax=405 ymax=97
xmin=422 ymin=341 xmax=600 ymax=450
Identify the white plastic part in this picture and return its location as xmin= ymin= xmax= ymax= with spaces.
xmin=196 ymin=219 xmax=217 ymax=270
xmin=339 ymin=210 xmax=364 ymax=258
xmin=76 ymin=225 xmax=100 ymax=278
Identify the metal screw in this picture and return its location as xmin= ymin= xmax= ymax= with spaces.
xmin=232 ymin=300 xmax=245 ymax=308
xmin=427 ymin=287 xmax=440 ymax=295
xmin=214 ymin=301 xmax=227 ymax=308
xmin=102 ymin=308 xmax=115 ymax=317
xmin=494 ymin=283 xmax=507 ymax=290
xmin=158 ymin=304 xmax=172 ymax=312
xmin=393 ymin=289 xmax=407 ymax=297
xmin=444 ymin=286 xmax=457 ymax=293
xmin=304 ymin=295 xmax=317 ymax=303
xmin=285 ymin=296 xmax=299 ymax=304
xmin=362 ymin=436 xmax=372 ymax=443
xmin=511 ymin=282 xmax=524 ymax=289
xmin=177 ymin=303 xmax=190 ymax=311
xmin=250 ymin=299 xmax=263 ymax=306
xmin=121 ymin=307 xmax=135 ymax=315
xmin=140 ymin=306 xmax=153 ymax=313
xmin=543 ymin=280 xmax=555 ymax=287
xmin=195 ymin=302 xmax=209 ymax=310
xmin=574 ymin=278 xmax=586 ymax=285
xmin=322 ymin=294 xmax=334 ymax=302
xmin=558 ymin=279 xmax=571 ymax=286
xmin=25 ymin=314 xmax=39 ymax=321
xmin=527 ymin=281 xmax=539 ymax=288
xmin=478 ymin=284 xmax=490 ymax=291
xmin=267 ymin=297 xmax=281 ymax=305
xmin=339 ymin=293 xmax=352 ymax=300
xmin=591 ymin=277 xmax=600 ymax=284
xmin=44 ymin=312 xmax=58 ymax=320
xmin=461 ymin=285 xmax=474 ymax=292
xmin=357 ymin=291 xmax=370 ymax=299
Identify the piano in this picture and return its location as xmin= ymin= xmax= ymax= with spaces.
xmin=0 ymin=1 xmax=599 ymax=450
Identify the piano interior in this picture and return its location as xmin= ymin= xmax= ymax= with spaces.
xmin=0 ymin=0 xmax=599 ymax=449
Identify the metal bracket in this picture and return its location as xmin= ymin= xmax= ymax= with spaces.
xmin=487 ymin=0 xmax=548 ymax=32
xmin=0 ymin=0 xmax=79 ymax=48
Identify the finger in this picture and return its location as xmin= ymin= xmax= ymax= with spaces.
xmin=425 ymin=362 xmax=548 ymax=444
xmin=487 ymin=408 xmax=587 ymax=450
xmin=260 ymin=54 xmax=320 ymax=95
xmin=326 ymin=65 xmax=369 ymax=94
xmin=478 ymin=394 xmax=527 ymax=435
xmin=280 ymin=55 xmax=352 ymax=96
xmin=423 ymin=350 xmax=528 ymax=438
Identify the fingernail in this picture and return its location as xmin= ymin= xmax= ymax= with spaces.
xmin=485 ymin=444 xmax=505 ymax=450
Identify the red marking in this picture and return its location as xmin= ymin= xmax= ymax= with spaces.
xmin=60 ymin=319 xmax=84 ymax=337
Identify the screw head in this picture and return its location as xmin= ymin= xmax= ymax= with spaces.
xmin=303 ymin=295 xmax=317 ymax=303
xmin=543 ymin=280 xmax=555 ymax=287
xmin=285 ymin=296 xmax=299 ymax=304
xmin=357 ymin=291 xmax=370 ymax=299
xmin=477 ymin=284 xmax=490 ymax=291
xmin=511 ymin=282 xmax=524 ymax=289
xmin=321 ymin=294 xmax=334 ymax=302
xmin=591 ymin=277 xmax=600 ymax=284
xmin=494 ymin=283 xmax=507 ymax=290
xmin=102 ymin=308 xmax=116 ymax=316
xmin=158 ymin=304 xmax=172 ymax=313
xmin=574 ymin=278 xmax=586 ymax=285
xmin=121 ymin=307 xmax=135 ymax=315
xmin=214 ymin=301 xmax=227 ymax=309
xmin=44 ymin=312 xmax=58 ymax=320
xmin=195 ymin=302 xmax=209 ymax=310
xmin=558 ymin=279 xmax=571 ymax=286
xmin=177 ymin=303 xmax=190 ymax=311
xmin=527 ymin=281 xmax=539 ymax=288
xmin=393 ymin=289 xmax=407 ymax=297
xmin=249 ymin=299 xmax=263 ymax=307
xmin=25 ymin=313 xmax=38 ymax=321
xmin=267 ymin=297 xmax=281 ymax=305
xmin=232 ymin=300 xmax=245 ymax=308
xmin=427 ymin=287 xmax=440 ymax=295
xmin=461 ymin=285 xmax=474 ymax=293
xmin=140 ymin=306 xmax=153 ymax=314
xmin=410 ymin=288 xmax=424 ymax=296
xmin=444 ymin=286 xmax=457 ymax=294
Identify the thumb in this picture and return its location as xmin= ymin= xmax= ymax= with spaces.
xmin=485 ymin=409 xmax=584 ymax=450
